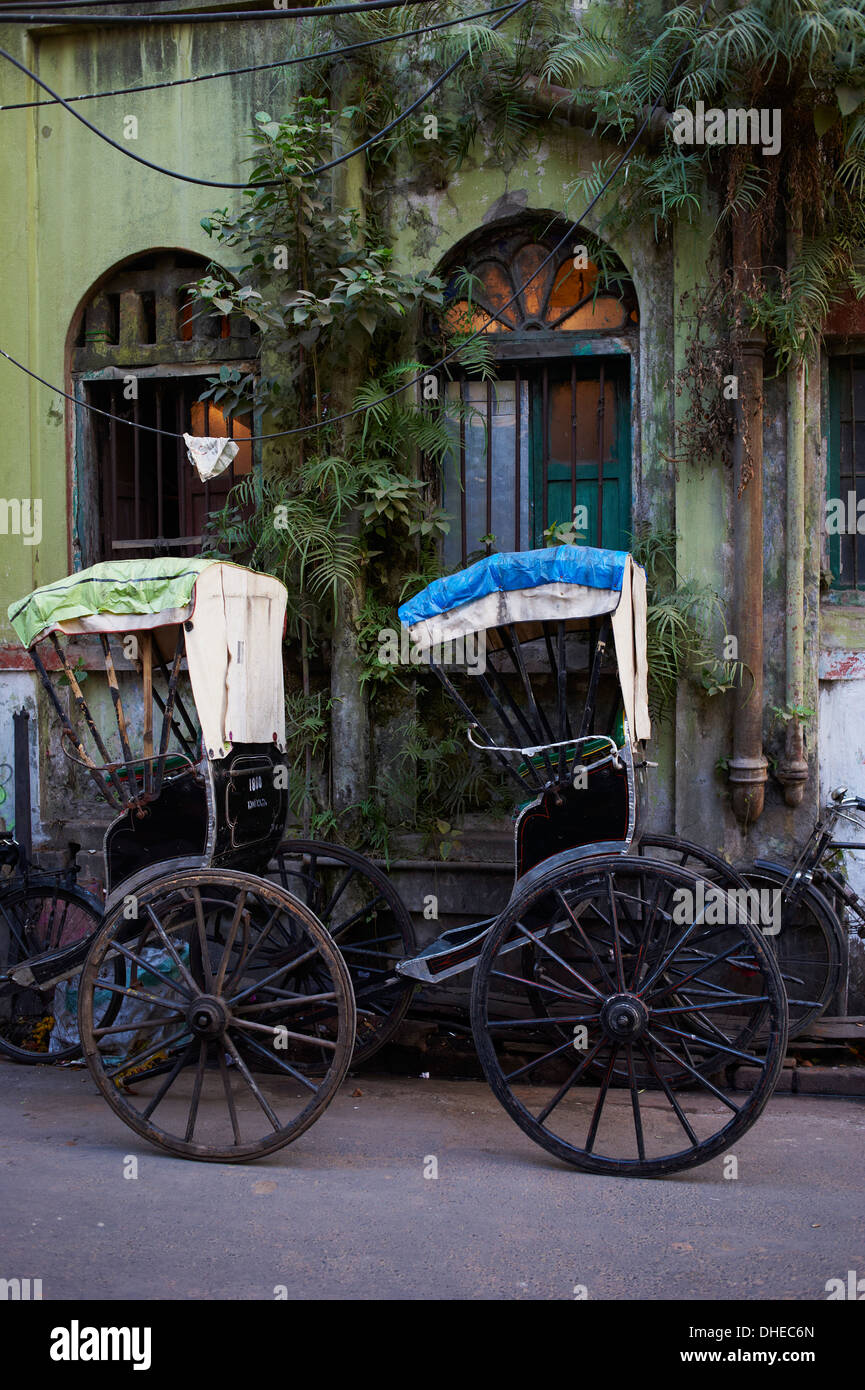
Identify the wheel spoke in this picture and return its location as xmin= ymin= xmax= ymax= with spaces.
xmin=230 ymin=1018 xmax=337 ymax=1051
xmin=91 ymin=975 xmax=186 ymax=1015
xmin=104 ymin=1025 xmax=192 ymax=1080
xmin=646 ymin=1030 xmax=740 ymax=1113
xmin=144 ymin=904 xmax=200 ymax=996
xmin=217 ymin=1047 xmax=242 ymax=1145
xmin=637 ymin=1038 xmax=699 ymax=1146
xmin=535 ymin=1036 xmax=607 ymax=1121
xmin=651 ymin=994 xmax=769 ymax=1014
xmin=233 ymin=989 xmax=338 ymax=1014
xmin=184 ymin=1040 xmax=208 ymax=1142
xmin=106 ymin=938 xmax=191 ymax=1001
xmin=486 ymin=1013 xmax=600 ymax=1029
xmin=227 ymin=900 xmax=283 ymax=979
xmin=93 ymin=1015 xmax=181 ymax=1038
xmin=322 ymin=867 xmax=358 ymax=921
xmin=607 ymin=873 xmax=627 ymax=992
xmin=141 ymin=1040 xmax=199 ymax=1120
xmin=329 ymin=896 xmax=388 ymax=940
xmin=584 ymin=1045 xmax=619 ymax=1153
xmin=649 ymin=937 xmax=761 ymax=1004
xmin=514 ymin=919 xmax=605 ymax=1000
xmin=192 ymin=888 xmax=215 ymax=991
xmin=625 ymin=1044 xmax=645 ymax=1161
xmin=215 ymin=889 xmax=249 ymax=993
xmin=504 ymin=1035 xmax=582 ymax=1081
xmin=222 ymin=1034 xmax=281 ymax=1131
xmin=49 ymin=895 xmax=71 ymax=951
xmin=553 ymin=890 xmax=617 ymax=993
xmin=491 ymin=967 xmax=590 ymax=1003
xmin=236 ymin=1032 xmax=319 ymax=1091
xmin=228 ymin=942 xmax=324 ymax=1007
xmin=0 ymin=901 xmax=30 ymax=958
xmin=652 ymin=1022 xmax=768 ymax=1067
xmin=628 ymin=876 xmax=664 ymax=990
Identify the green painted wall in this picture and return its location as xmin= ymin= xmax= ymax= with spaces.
xmin=0 ymin=13 xmax=826 ymax=869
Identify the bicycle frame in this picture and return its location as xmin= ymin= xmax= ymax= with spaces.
xmin=771 ymin=794 xmax=865 ymax=932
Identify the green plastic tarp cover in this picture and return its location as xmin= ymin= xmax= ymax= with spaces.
xmin=8 ymin=558 xmax=218 ymax=648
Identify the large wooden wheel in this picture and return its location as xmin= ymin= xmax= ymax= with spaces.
xmin=471 ymin=854 xmax=788 ymax=1177
xmin=78 ymin=869 xmax=355 ymax=1162
xmin=270 ymin=841 xmax=416 ymax=1066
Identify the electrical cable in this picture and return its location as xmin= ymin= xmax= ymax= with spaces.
xmin=0 ymin=0 xmax=528 ymax=186
xmin=0 ymin=0 xmax=712 ymax=442
xmin=0 ymin=1 xmax=456 ymax=23
xmin=1 ymin=3 xmax=512 ymax=110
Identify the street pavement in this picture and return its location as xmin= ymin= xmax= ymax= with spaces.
xmin=1 ymin=1058 xmax=863 ymax=1301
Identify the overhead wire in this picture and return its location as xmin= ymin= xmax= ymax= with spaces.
xmin=0 ymin=0 xmax=712 ymax=442
xmin=0 ymin=3 xmax=512 ymax=110
xmin=0 ymin=0 xmax=528 ymax=186
xmin=0 ymin=1 xmax=455 ymax=23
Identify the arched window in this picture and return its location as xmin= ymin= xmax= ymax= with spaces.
xmin=432 ymin=219 xmax=638 ymax=566
xmin=69 ymin=249 xmax=257 ymax=564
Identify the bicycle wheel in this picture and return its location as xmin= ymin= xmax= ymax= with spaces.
xmin=741 ymin=866 xmax=846 ymax=1039
xmin=270 ymin=841 xmax=416 ymax=1066
xmin=0 ymin=882 xmax=109 ymax=1064
xmin=78 ymin=869 xmax=355 ymax=1162
xmin=471 ymin=854 xmax=788 ymax=1177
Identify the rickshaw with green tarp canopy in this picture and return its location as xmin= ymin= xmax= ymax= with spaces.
xmin=1 ymin=557 xmax=357 ymax=1161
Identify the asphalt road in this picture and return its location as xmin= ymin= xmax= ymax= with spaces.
xmin=1 ymin=1058 xmax=863 ymax=1301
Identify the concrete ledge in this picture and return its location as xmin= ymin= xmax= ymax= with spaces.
xmin=733 ymin=1063 xmax=865 ymax=1097
xmin=794 ymin=1065 xmax=865 ymax=1096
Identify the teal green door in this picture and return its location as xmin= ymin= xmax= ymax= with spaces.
xmin=530 ymin=359 xmax=631 ymax=549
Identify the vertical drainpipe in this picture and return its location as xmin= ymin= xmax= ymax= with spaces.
xmin=777 ymin=198 xmax=809 ymax=806
xmin=728 ymin=210 xmax=768 ymax=823
xmin=329 ymin=69 xmax=371 ymax=825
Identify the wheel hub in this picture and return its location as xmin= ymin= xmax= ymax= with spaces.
xmin=187 ymin=994 xmax=229 ymax=1038
xmin=600 ymin=992 xmax=648 ymax=1041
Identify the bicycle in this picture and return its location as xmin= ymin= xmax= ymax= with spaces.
xmin=740 ymin=787 xmax=864 ymax=1036
xmin=0 ymin=831 xmax=105 ymax=1063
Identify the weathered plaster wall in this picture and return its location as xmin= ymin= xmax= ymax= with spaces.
xmin=0 ymin=17 xmax=845 ymax=897
xmin=0 ymin=17 xmax=300 ymax=850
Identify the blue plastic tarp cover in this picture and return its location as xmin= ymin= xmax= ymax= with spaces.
xmin=398 ymin=545 xmax=629 ymax=628
xmin=8 ymin=557 xmax=218 ymax=648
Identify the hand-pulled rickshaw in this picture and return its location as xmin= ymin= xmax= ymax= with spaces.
xmin=1 ymin=546 xmax=788 ymax=1176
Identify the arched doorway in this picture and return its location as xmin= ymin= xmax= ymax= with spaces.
xmin=433 ymin=217 xmax=639 ymax=567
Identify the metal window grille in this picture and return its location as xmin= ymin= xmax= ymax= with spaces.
xmin=83 ymin=377 xmax=252 ymax=561
xmin=441 ymin=364 xmax=618 ymax=565
xmin=833 ymin=356 xmax=865 ymax=588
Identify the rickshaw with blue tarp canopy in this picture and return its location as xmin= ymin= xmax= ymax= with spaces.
xmin=387 ymin=544 xmax=788 ymax=1177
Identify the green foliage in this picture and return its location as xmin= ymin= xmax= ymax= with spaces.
xmin=549 ymin=0 xmax=865 ymax=368
xmin=630 ymin=527 xmax=743 ymax=721
xmin=771 ymin=701 xmax=816 ymax=726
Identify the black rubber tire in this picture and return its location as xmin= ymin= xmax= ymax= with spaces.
xmin=471 ymin=854 xmax=788 ymax=1178
xmin=525 ymin=835 xmax=766 ymax=1081
xmin=270 ymin=840 xmax=416 ymax=1066
xmin=0 ymin=882 xmax=109 ymax=1064
xmin=636 ymin=833 xmax=744 ymax=886
xmin=78 ymin=869 xmax=355 ymax=1162
xmin=741 ymin=865 xmax=846 ymax=1040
